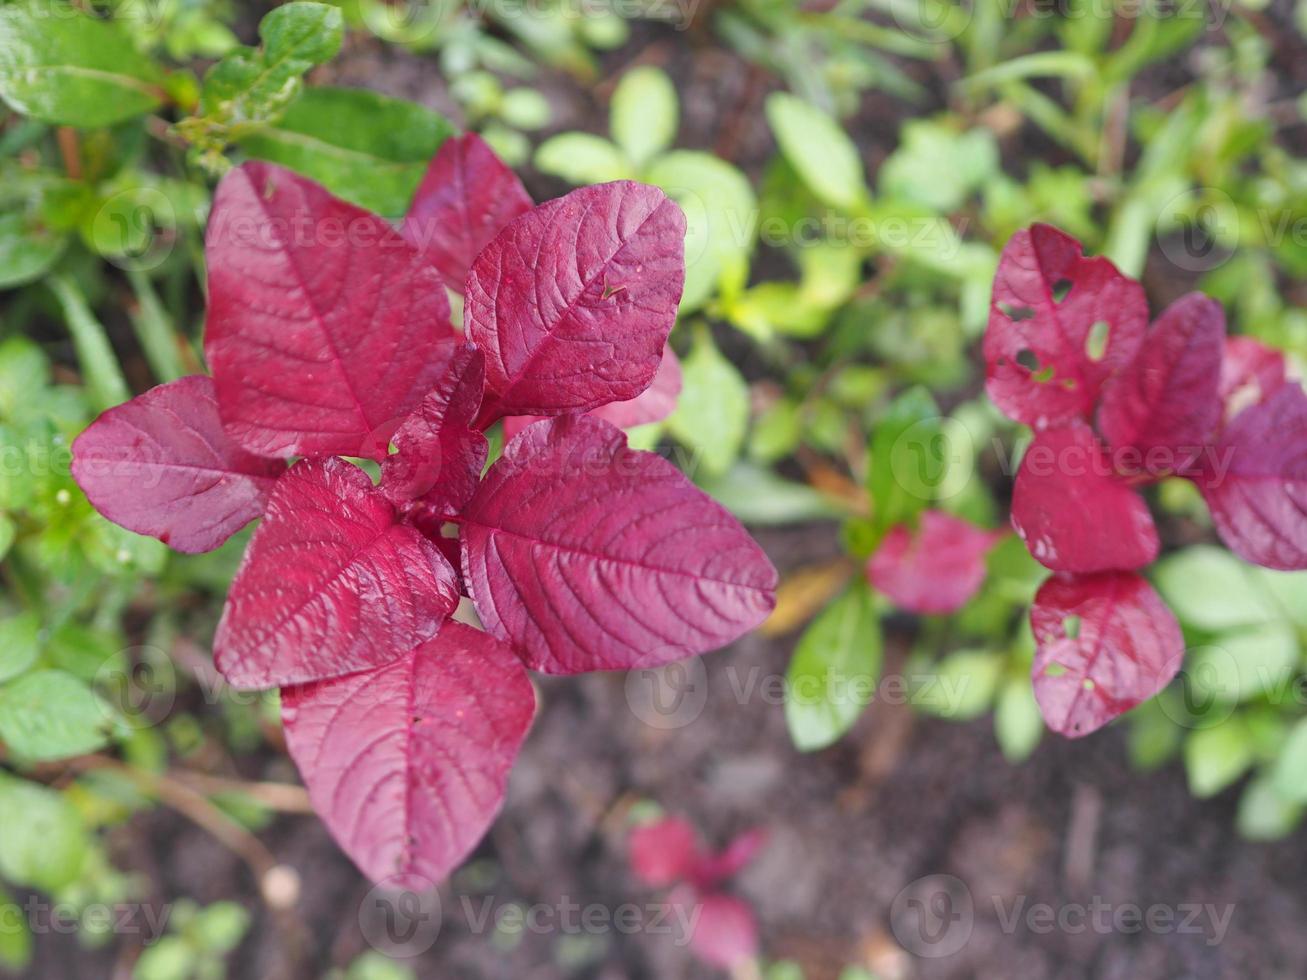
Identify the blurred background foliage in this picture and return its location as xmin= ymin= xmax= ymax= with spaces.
xmin=1 ymin=0 xmax=1307 ymax=974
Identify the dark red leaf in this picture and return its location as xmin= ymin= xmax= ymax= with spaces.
xmin=281 ymin=621 xmax=535 ymax=888
xmin=380 ymin=345 xmax=489 ymax=516
xmin=629 ymin=817 xmax=702 ymax=887
xmin=501 ymin=345 xmax=683 ymax=443
xmin=1030 ymin=571 xmax=1183 ymax=737
xmin=460 ymin=415 xmax=777 ymax=674
xmin=675 ymin=888 xmax=759 ymax=969
xmin=695 ymin=828 xmax=767 ymax=888
xmin=71 ymin=376 xmax=284 ymax=554
xmin=866 ymin=510 xmax=1001 ymax=614
xmin=401 ymin=133 xmax=533 ymax=293
xmin=1218 ymin=335 xmax=1287 ymax=421
xmin=984 ymin=224 xmax=1147 ymax=428
xmin=1097 ymin=293 xmax=1224 ymax=475
xmin=1192 ymin=382 xmax=1307 ymax=570
xmin=204 ymin=162 xmax=459 ymax=459
xmin=1011 ymin=422 xmax=1158 ymax=572
xmin=214 ymin=457 xmax=459 ymax=688
xmin=464 ymin=181 xmax=686 ymax=421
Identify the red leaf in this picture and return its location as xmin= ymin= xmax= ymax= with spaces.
xmin=676 ymin=888 xmax=759 ymax=969
xmin=984 ymin=224 xmax=1147 ymax=428
xmin=629 ymin=817 xmax=702 ymax=887
xmin=204 ymin=162 xmax=459 ymax=459
xmin=460 ymin=415 xmax=777 ymax=674
xmin=1218 ymin=335 xmax=1287 ymax=421
xmin=501 ymin=345 xmax=683 ymax=442
xmin=1192 ymin=382 xmax=1307 ymax=570
xmin=401 ymin=133 xmax=534 ymax=293
xmin=695 ymin=828 xmax=768 ymax=888
xmin=71 ymin=376 xmax=283 ymax=553
xmin=380 ymin=345 xmax=489 ymax=517
xmin=464 ymin=181 xmax=686 ymax=421
xmin=1097 ymin=293 xmax=1224 ymax=475
xmin=866 ymin=510 xmax=1000 ymax=614
xmin=1030 ymin=571 xmax=1183 ymax=737
xmin=281 ymin=621 xmax=535 ymax=888
xmin=214 ymin=457 xmax=459 ymax=688
xmin=1011 ymin=423 xmax=1158 ymax=572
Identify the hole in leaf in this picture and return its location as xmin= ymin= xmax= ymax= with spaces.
xmin=1060 ymin=378 xmax=1077 ymax=390
xmin=1015 ymin=349 xmax=1039 ymax=371
xmin=1085 ymin=320 xmax=1110 ymax=362
xmin=1044 ymin=663 xmax=1069 ymax=677
xmin=1063 ymin=614 xmax=1081 ymax=639
xmin=998 ymin=302 xmax=1036 ymax=322
xmin=1082 ymin=679 xmax=1095 ymax=691
xmin=602 ymin=283 xmax=628 ymax=300
xmin=1052 ymin=278 xmax=1072 ymax=303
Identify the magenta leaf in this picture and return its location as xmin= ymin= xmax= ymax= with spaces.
xmin=1192 ymin=382 xmax=1307 ymax=570
xmin=502 ymin=345 xmax=683 ymax=442
xmin=984 ymin=224 xmax=1147 ymax=428
xmin=675 ymin=888 xmax=759 ymax=969
xmin=214 ymin=457 xmax=459 ymax=689
xmin=281 ymin=621 xmax=535 ymax=888
xmin=380 ymin=345 xmax=489 ymax=517
xmin=204 ymin=162 xmax=459 ymax=459
xmin=1097 ymin=293 xmax=1224 ymax=475
xmin=460 ymin=415 xmax=778 ymax=674
xmin=1030 ymin=571 xmax=1183 ymax=737
xmin=866 ymin=510 xmax=1000 ymax=614
xmin=1219 ymin=335 xmax=1287 ymax=420
xmin=629 ymin=817 xmax=702 ymax=887
xmin=401 ymin=133 xmax=534 ymax=293
xmin=71 ymin=376 xmax=284 ymax=553
xmin=1011 ymin=422 xmax=1158 ymax=572
xmin=464 ymin=181 xmax=686 ymax=421
xmin=695 ymin=828 xmax=768 ymax=888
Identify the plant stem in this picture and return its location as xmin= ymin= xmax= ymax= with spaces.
xmin=126 ymin=269 xmax=188 ymax=382
xmin=48 ymin=274 xmax=130 ymax=410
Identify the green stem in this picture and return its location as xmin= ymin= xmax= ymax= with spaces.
xmin=126 ymin=270 xmax=187 ymax=382
xmin=48 ymin=274 xmax=130 ymax=410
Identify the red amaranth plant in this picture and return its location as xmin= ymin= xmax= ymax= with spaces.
xmin=71 ymin=136 xmax=778 ymax=887
xmin=628 ymin=816 xmax=767 ymax=970
xmin=985 ymin=223 xmax=1307 ymax=737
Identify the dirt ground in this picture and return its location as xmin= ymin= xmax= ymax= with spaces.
xmin=20 ymin=10 xmax=1307 ymax=979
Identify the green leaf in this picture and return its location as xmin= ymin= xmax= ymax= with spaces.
xmin=698 ymin=463 xmax=841 ymax=526
xmin=133 ymin=936 xmax=195 ymax=980
xmin=867 ymin=387 xmax=942 ymax=534
xmin=785 ymin=584 xmax=881 ymax=751
xmin=764 ymin=93 xmax=867 ymax=210
xmin=644 ymin=150 xmax=756 ymax=312
xmin=0 ymin=670 xmax=114 ymax=761
xmin=1237 ymin=772 xmax=1304 ymax=841
xmin=0 ymin=514 xmax=12 ymax=562
xmin=667 ymin=328 xmax=749 ymax=477
xmin=1271 ymin=718 xmax=1307 ymax=804
xmin=0 ymin=4 xmax=165 ymax=127
xmin=1185 ymin=622 xmax=1299 ymax=704
xmin=1185 ymin=719 xmax=1254 ymax=798
xmin=0 ymin=884 xmax=32 ymax=972
xmin=0 ymin=776 xmax=89 ymax=890
xmin=0 ymin=210 xmax=66 ymax=289
xmin=879 ymin=121 xmax=998 ymax=213
xmin=1152 ymin=546 xmax=1277 ymax=631
xmin=1253 ymin=566 xmax=1307 ymax=629
xmin=610 ymin=66 xmax=678 ymax=168
xmin=48 ymin=273 xmax=130 ymax=411
xmin=239 ymin=87 xmax=455 ymax=217
xmin=191 ymin=901 xmax=251 ymax=953
xmin=199 ymin=2 xmax=343 ymax=127
xmin=994 ymin=675 xmax=1043 ymax=762
xmin=0 ymin=613 xmax=40 ymax=684
xmin=534 ymin=132 xmax=632 ymax=185
xmin=912 ymin=649 xmax=1003 ymax=720
xmin=0 ymin=336 xmax=50 ymax=420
